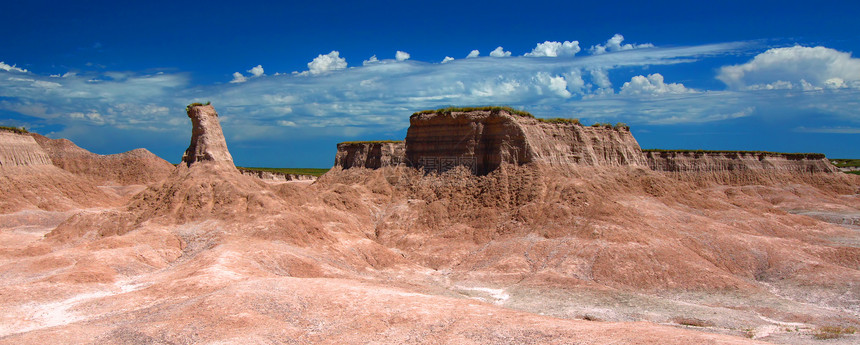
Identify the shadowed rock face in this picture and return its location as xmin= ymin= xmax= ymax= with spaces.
xmin=0 ymin=130 xmax=52 ymax=167
xmin=334 ymin=141 xmax=405 ymax=169
xmin=406 ymin=110 xmax=646 ymax=175
xmin=182 ymin=105 xmax=234 ymax=167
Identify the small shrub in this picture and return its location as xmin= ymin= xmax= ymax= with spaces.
xmin=812 ymin=326 xmax=857 ymax=340
xmin=614 ymin=122 xmax=630 ymax=131
xmin=671 ymin=317 xmax=713 ymax=328
xmin=741 ymin=328 xmax=755 ymax=338
xmin=582 ymin=314 xmax=602 ymax=321
xmin=185 ymin=101 xmax=211 ymax=113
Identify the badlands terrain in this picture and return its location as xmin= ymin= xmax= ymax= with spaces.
xmin=0 ymin=104 xmax=858 ymax=344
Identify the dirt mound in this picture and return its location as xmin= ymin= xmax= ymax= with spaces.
xmin=29 ymin=133 xmax=174 ymax=185
xmin=0 ymin=131 xmax=121 ymax=212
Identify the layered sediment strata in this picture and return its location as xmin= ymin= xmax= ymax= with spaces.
xmin=0 ymin=130 xmax=52 ymax=167
xmin=644 ymin=150 xmax=838 ymax=174
xmin=334 ymin=141 xmax=405 ymax=169
xmin=406 ymin=109 xmax=646 ymax=175
xmin=182 ymin=104 xmax=234 ymax=167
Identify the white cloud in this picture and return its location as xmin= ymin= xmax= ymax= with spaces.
xmin=534 ymin=73 xmax=571 ymax=98
xmin=441 ymin=56 xmax=454 ymax=63
xmin=490 ymin=46 xmax=511 ymax=57
xmin=395 ymin=51 xmax=410 ymax=61
xmin=590 ymin=34 xmax=654 ymax=55
xmin=230 ymin=72 xmax=247 ymax=83
xmin=466 ymin=50 xmax=480 ymax=59
xmin=718 ymin=45 xmax=860 ymax=90
xmin=0 ymin=61 xmax=28 ymax=73
xmin=306 ymin=51 xmax=348 ymax=75
xmin=588 ymin=69 xmax=613 ymax=96
xmin=363 ymin=55 xmax=379 ymax=65
xmin=248 ymin=65 xmax=264 ymax=77
xmin=13 ymin=38 xmax=847 ymax=144
xmin=620 ymin=73 xmax=695 ymax=95
xmin=524 ymin=41 xmax=581 ymax=57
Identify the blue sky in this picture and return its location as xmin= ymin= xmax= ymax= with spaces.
xmin=2 ymin=0 xmax=859 ymax=167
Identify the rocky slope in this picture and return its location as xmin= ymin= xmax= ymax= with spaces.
xmin=0 ymin=130 xmax=52 ymax=167
xmin=0 ymin=130 xmax=120 ymax=212
xmin=334 ymin=141 xmax=405 ymax=169
xmin=405 ymin=109 xmax=645 ymax=175
xmin=29 ymin=133 xmax=174 ymax=185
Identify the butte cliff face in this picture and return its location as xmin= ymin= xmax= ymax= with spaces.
xmin=334 ymin=141 xmax=405 ymax=169
xmin=182 ymin=104 xmax=234 ymax=167
xmin=644 ymin=150 xmax=838 ymax=173
xmin=405 ymin=109 xmax=646 ymax=175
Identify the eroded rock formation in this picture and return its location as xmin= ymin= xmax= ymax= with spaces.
xmin=30 ymin=133 xmax=174 ymax=185
xmin=0 ymin=130 xmax=52 ymax=167
xmin=182 ymin=104 xmax=234 ymax=167
xmin=406 ymin=109 xmax=645 ymax=175
xmin=334 ymin=141 xmax=405 ymax=169
xmin=644 ymin=150 xmax=838 ymax=173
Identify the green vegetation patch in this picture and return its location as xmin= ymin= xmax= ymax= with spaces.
xmin=0 ymin=126 xmax=29 ymax=134
xmin=846 ymin=171 xmax=860 ymax=175
xmin=338 ymin=140 xmax=403 ymax=145
xmin=831 ymin=158 xmax=860 ymax=167
xmin=537 ymin=117 xmax=581 ymax=125
xmin=238 ymin=167 xmax=329 ymax=177
xmin=641 ymin=149 xmax=826 ymax=159
xmin=185 ymin=101 xmax=211 ymax=113
xmin=413 ymin=106 xmax=534 ymax=118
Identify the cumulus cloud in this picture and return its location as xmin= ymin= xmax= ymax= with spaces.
xmin=395 ymin=51 xmax=410 ymax=61
xmin=248 ymin=65 xmax=264 ymax=77
xmin=717 ymin=45 xmax=860 ymax=90
xmin=230 ymin=72 xmax=247 ymax=83
xmin=466 ymin=50 xmax=480 ymax=58
xmin=534 ymin=72 xmax=571 ymax=98
xmin=305 ymin=51 xmax=348 ymax=75
xmin=524 ymin=41 xmax=581 ymax=57
xmin=0 ymin=61 xmax=28 ymax=73
xmin=441 ymin=56 xmax=454 ymax=63
xmin=590 ymin=34 xmax=654 ymax=55
xmin=363 ymin=55 xmax=379 ymax=65
xmin=620 ymin=73 xmax=695 ymax=95
xmin=490 ymin=46 xmax=511 ymax=57
xmin=229 ymin=65 xmax=264 ymax=83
